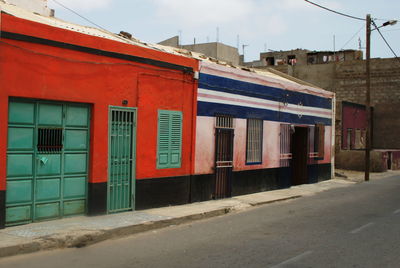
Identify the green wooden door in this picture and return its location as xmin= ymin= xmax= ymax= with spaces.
xmin=6 ymin=100 xmax=90 ymax=226
xmin=108 ymin=107 xmax=136 ymax=213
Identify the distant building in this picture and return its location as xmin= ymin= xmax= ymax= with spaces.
xmin=248 ymin=50 xmax=399 ymax=172
xmin=158 ymin=36 xmax=240 ymax=66
xmin=5 ymin=0 xmax=53 ymax=16
xmin=244 ymin=49 xmax=363 ymax=68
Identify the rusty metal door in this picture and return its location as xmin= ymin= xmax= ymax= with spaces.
xmin=214 ymin=128 xmax=234 ymax=199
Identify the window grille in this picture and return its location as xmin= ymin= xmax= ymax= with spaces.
xmin=308 ymin=126 xmax=319 ymax=158
xmin=246 ymin=119 xmax=263 ymax=164
xmin=315 ymin=123 xmax=325 ymax=158
xmin=37 ymin=128 xmax=63 ymax=153
xmin=215 ymin=115 xmax=234 ymax=129
xmin=280 ymin=124 xmax=292 ymax=167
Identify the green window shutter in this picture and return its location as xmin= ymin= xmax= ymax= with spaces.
xmin=157 ymin=110 xmax=182 ymax=169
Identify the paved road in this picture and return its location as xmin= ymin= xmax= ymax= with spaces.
xmin=1 ymin=174 xmax=400 ymax=268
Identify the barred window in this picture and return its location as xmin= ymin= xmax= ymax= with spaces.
xmin=315 ymin=123 xmax=325 ymax=158
xmin=246 ymin=119 xmax=263 ymax=164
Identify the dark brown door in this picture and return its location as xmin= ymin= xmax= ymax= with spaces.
xmin=214 ymin=128 xmax=234 ymax=199
xmin=292 ymin=127 xmax=309 ymax=185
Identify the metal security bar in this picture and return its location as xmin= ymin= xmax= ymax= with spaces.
xmin=308 ymin=126 xmax=318 ymax=160
xmin=109 ymin=109 xmax=135 ymax=213
xmin=214 ymin=116 xmax=234 ymax=199
xmin=215 ymin=128 xmax=234 ymax=199
xmin=280 ymin=124 xmax=292 ymax=167
xmin=246 ymin=119 xmax=263 ymax=163
xmin=37 ymin=128 xmax=63 ymax=153
xmin=215 ymin=114 xmax=234 ymax=129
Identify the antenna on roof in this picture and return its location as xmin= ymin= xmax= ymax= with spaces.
xmin=242 ymin=44 xmax=249 ymax=62
xmin=237 ymin=35 xmax=240 ymax=50
xmin=264 ymin=43 xmax=267 ymax=52
xmin=178 ymin=30 xmax=182 ymax=47
xmin=216 ymin=27 xmax=220 ymax=43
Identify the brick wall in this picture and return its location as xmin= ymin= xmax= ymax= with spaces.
xmin=265 ymin=57 xmax=400 ymax=150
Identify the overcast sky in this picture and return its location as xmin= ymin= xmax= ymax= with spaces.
xmin=47 ymin=0 xmax=400 ymax=62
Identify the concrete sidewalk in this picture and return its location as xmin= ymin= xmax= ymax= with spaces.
xmin=0 ymin=174 xmax=391 ymax=259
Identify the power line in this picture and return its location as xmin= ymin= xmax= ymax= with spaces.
xmin=49 ymin=0 xmax=166 ymax=62
xmin=371 ymin=20 xmax=400 ymax=63
xmin=50 ymin=0 xmax=107 ymax=31
xmin=340 ymin=24 xmax=365 ymax=50
xmin=304 ymin=0 xmax=365 ymax=21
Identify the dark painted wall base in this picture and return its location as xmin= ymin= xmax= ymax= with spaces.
xmin=190 ymin=174 xmax=214 ymax=203
xmin=134 ymin=164 xmax=332 ymax=211
xmin=88 ymin=182 xmax=107 ymax=216
xmin=0 ymin=191 xmax=5 ymax=229
xmin=232 ymin=168 xmax=279 ymax=196
xmin=136 ymin=176 xmax=190 ymax=210
xmin=318 ymin=163 xmax=332 ymax=182
xmin=308 ymin=164 xmax=319 ymax=184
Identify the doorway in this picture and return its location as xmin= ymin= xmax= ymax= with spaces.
xmin=291 ymin=127 xmax=309 ymax=185
xmin=6 ymin=99 xmax=90 ymax=226
xmin=108 ymin=107 xmax=136 ymax=213
xmin=214 ymin=115 xmax=234 ymax=199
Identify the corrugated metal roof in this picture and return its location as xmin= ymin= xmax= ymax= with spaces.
xmin=0 ymin=1 xmax=334 ymax=98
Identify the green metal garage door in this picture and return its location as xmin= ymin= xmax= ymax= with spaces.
xmin=6 ymin=99 xmax=90 ymax=226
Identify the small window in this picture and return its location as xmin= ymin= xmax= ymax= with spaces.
xmin=355 ymin=129 xmax=362 ymax=149
xmin=37 ymin=128 xmax=63 ymax=153
xmin=347 ymin=128 xmax=353 ymax=150
xmin=288 ymin=55 xmax=297 ymax=65
xmin=215 ymin=114 xmax=234 ymax=129
xmin=246 ymin=119 xmax=263 ymax=164
xmin=265 ymin=57 xmax=275 ymax=66
xmin=314 ymin=124 xmax=325 ymax=158
xmin=157 ymin=110 xmax=182 ymax=169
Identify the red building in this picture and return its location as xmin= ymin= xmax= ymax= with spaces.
xmin=341 ymin=101 xmax=367 ymax=150
xmin=0 ymin=3 xmax=198 ymax=228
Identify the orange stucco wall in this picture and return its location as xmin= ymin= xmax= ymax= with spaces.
xmin=0 ymin=13 xmax=198 ymax=190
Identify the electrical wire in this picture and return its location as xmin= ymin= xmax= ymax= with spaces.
xmin=340 ymin=24 xmax=365 ymax=50
xmin=50 ymin=0 xmax=107 ymax=31
xmin=49 ymin=0 xmax=168 ymax=62
xmin=304 ymin=0 xmax=365 ymax=21
xmin=371 ymin=20 xmax=400 ymax=64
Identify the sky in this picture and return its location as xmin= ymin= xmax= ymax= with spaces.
xmin=47 ymin=0 xmax=400 ymax=62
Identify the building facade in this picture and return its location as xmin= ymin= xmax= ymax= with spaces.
xmin=191 ymin=61 xmax=334 ymax=200
xmin=0 ymin=3 xmax=198 ymax=227
xmin=250 ymin=52 xmax=400 ymax=171
xmin=0 ymin=2 xmax=335 ymax=228
xmin=158 ymin=36 xmax=240 ymax=66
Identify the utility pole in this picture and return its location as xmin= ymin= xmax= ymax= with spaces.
xmin=365 ymin=14 xmax=371 ymax=182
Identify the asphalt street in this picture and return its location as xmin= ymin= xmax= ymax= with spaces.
xmin=1 ymin=174 xmax=399 ymax=268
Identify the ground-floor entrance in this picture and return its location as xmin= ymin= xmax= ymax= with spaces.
xmin=6 ymin=99 xmax=90 ymax=226
xmin=108 ymin=107 xmax=136 ymax=213
xmin=292 ymin=126 xmax=309 ymax=185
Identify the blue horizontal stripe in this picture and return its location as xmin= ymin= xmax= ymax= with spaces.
xmin=199 ymin=73 xmax=332 ymax=110
xmin=197 ymin=101 xmax=332 ymax=126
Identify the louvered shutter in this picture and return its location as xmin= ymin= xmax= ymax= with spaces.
xmin=170 ymin=112 xmax=182 ymax=167
xmin=157 ymin=110 xmax=182 ymax=169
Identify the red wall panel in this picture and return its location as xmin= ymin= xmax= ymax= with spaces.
xmin=0 ymin=13 xmax=198 ymax=190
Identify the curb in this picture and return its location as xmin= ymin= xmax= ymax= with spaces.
xmin=247 ymin=195 xmax=302 ymax=207
xmin=0 ymin=207 xmax=237 ymax=258
xmin=0 ymin=193 xmax=303 ymax=258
